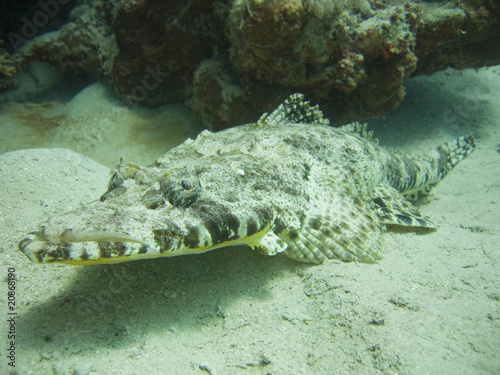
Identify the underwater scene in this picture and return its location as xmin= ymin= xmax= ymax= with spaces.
xmin=0 ymin=0 xmax=499 ymax=374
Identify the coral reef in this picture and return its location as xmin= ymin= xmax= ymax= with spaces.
xmin=110 ymin=0 xmax=227 ymax=105
xmin=188 ymin=56 xmax=259 ymax=130
xmin=6 ymin=0 xmax=500 ymax=129
xmin=304 ymin=0 xmax=372 ymax=18
xmin=13 ymin=3 xmax=117 ymax=83
xmin=0 ymin=33 xmax=17 ymax=93
xmin=227 ymin=0 xmax=418 ymax=121
xmin=0 ymin=50 xmax=16 ymax=78
xmin=413 ymin=0 xmax=500 ymax=74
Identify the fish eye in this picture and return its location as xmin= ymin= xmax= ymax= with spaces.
xmin=160 ymin=168 xmax=201 ymax=208
xmin=181 ymin=180 xmax=193 ymax=190
xmin=101 ymin=162 xmax=143 ymax=201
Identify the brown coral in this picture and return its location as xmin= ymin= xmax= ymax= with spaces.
xmin=111 ymin=0 xmax=226 ymax=105
xmin=189 ymin=56 xmax=260 ymax=130
xmin=0 ymin=32 xmax=16 ymax=78
xmin=414 ymin=0 xmax=500 ymax=74
xmin=0 ymin=49 xmax=16 ymax=78
xmin=229 ymin=0 xmax=306 ymax=83
xmin=227 ymin=0 xmax=418 ymax=123
xmin=12 ymin=4 xmax=116 ymax=81
xmin=8 ymin=0 xmax=500 ymax=129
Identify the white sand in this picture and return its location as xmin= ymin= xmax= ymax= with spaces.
xmin=0 ymin=77 xmax=204 ymax=167
xmin=0 ymin=67 xmax=499 ymax=374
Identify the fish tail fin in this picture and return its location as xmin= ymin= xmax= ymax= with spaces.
xmin=388 ymin=135 xmax=475 ymax=200
xmin=437 ymin=135 xmax=475 ymax=178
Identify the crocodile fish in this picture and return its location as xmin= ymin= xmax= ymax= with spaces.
xmin=19 ymin=94 xmax=475 ymax=265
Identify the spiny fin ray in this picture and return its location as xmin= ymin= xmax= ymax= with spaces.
xmin=256 ymin=93 xmax=330 ymax=127
xmin=340 ymin=121 xmax=378 ymax=144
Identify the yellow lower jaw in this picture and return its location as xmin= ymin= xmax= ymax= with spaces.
xmin=22 ymin=223 xmax=276 ymax=265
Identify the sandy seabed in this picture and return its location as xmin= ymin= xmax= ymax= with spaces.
xmin=0 ymin=66 xmax=499 ymax=374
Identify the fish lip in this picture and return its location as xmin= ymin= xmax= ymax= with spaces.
xmin=19 ymin=230 xmax=162 ymax=264
xmin=37 ymin=226 xmax=143 ymax=244
xmin=19 ymin=230 xmax=147 ymax=260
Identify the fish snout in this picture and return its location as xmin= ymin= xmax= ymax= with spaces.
xmin=18 ymin=226 xmax=162 ymax=264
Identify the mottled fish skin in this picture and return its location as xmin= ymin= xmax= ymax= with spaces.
xmin=19 ymin=94 xmax=475 ymax=265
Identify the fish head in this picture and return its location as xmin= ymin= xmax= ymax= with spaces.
xmin=19 ymin=157 xmax=286 ymax=265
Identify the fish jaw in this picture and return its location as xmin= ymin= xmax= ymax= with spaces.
xmin=18 ymin=222 xmax=278 ymax=265
xmin=18 ymin=232 xmax=163 ymax=265
xmin=17 ymin=204 xmax=186 ymax=264
xmin=18 ymin=203 xmax=283 ymax=265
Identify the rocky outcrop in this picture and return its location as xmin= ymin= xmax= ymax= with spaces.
xmin=8 ymin=0 xmax=500 ymax=129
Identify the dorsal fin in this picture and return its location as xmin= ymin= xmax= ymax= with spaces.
xmin=340 ymin=122 xmax=378 ymax=144
xmin=256 ymin=93 xmax=330 ymax=127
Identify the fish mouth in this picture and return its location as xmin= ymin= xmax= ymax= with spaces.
xmin=19 ymin=227 xmax=163 ymax=265
xmin=36 ymin=226 xmax=144 ymax=245
xmin=19 ymin=210 xmax=279 ymax=264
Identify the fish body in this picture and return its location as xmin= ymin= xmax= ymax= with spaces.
xmin=19 ymin=94 xmax=475 ymax=265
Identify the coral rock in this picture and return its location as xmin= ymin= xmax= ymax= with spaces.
xmin=8 ymin=0 xmax=500 ymax=129
xmin=0 ymin=50 xmax=16 ymax=78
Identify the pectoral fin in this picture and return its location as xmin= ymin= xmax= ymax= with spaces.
xmin=372 ymin=184 xmax=436 ymax=228
xmin=251 ymin=231 xmax=288 ymax=256
xmin=283 ymin=197 xmax=383 ymax=264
